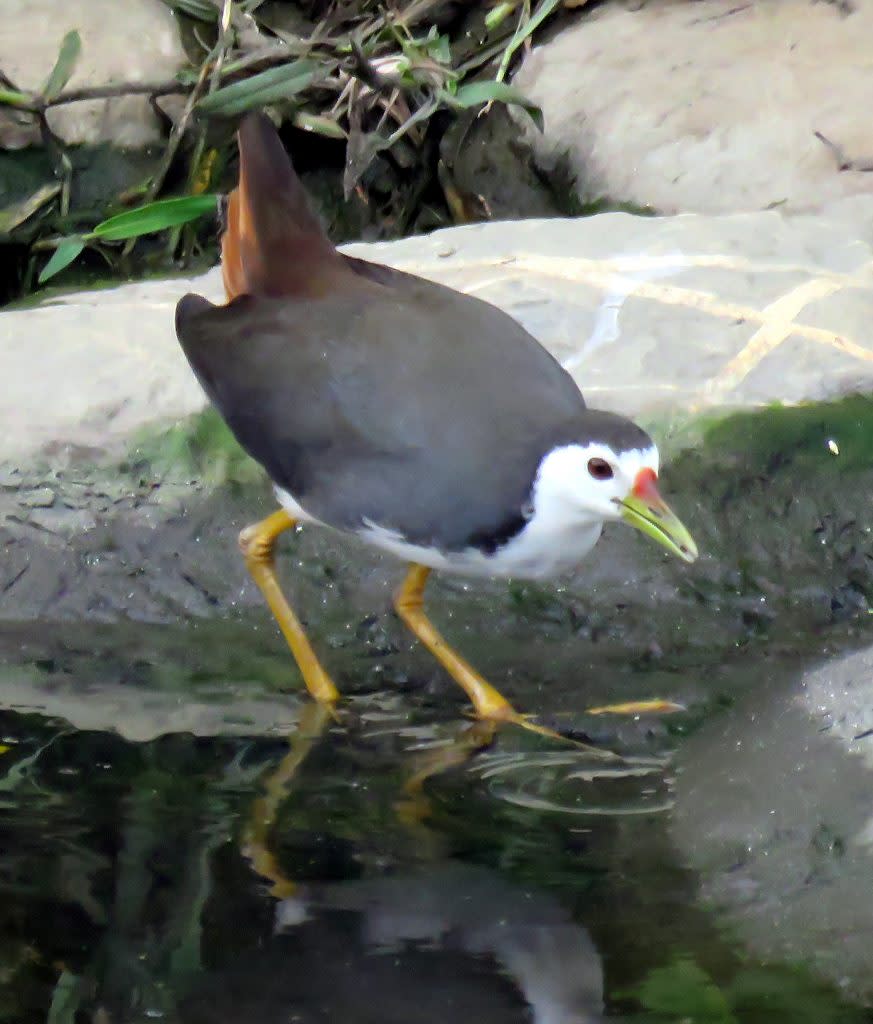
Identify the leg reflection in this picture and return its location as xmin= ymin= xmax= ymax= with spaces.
xmin=241 ymin=700 xmax=334 ymax=899
xmin=241 ymin=708 xmax=498 ymax=896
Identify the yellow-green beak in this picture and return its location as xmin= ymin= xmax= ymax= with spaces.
xmin=619 ymin=468 xmax=698 ymax=563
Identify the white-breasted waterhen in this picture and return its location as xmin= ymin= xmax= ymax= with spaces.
xmin=175 ymin=112 xmax=698 ymax=741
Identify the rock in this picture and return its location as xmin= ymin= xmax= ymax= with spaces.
xmin=5 ymin=205 xmax=873 ymax=671
xmin=0 ymin=624 xmax=305 ymax=741
xmin=671 ymin=645 xmax=873 ymax=1003
xmin=514 ymin=0 xmax=873 ymax=214
xmin=5 ymin=202 xmax=873 ymax=461
xmin=441 ymin=106 xmax=568 ymax=221
xmin=20 ymin=487 xmax=55 ymax=508
xmin=0 ymin=0 xmax=186 ymax=148
xmin=1 ymin=275 xmax=209 ymax=461
xmin=27 ymin=506 xmax=96 ymax=533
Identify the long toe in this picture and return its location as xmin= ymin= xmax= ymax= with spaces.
xmin=489 ymin=708 xmax=625 ymax=760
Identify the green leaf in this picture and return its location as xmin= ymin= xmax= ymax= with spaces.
xmin=87 ymin=195 xmax=217 ymax=241
xmin=38 ymin=237 xmax=86 ymax=283
xmin=42 ymin=30 xmax=82 ymax=103
xmin=633 ymin=958 xmax=737 ymax=1023
xmin=292 ymin=110 xmax=347 ymax=139
xmin=0 ymin=183 xmax=61 ymax=236
xmin=495 ymin=0 xmax=563 ymax=83
xmin=446 ymin=81 xmax=544 ymax=131
xmin=46 ymin=970 xmax=83 ymax=1024
xmin=0 ymin=87 xmax=33 ymax=108
xmin=485 ymin=2 xmax=518 ymax=31
xmin=197 ymin=60 xmax=323 ymax=117
xmin=426 ymin=32 xmax=451 ymax=65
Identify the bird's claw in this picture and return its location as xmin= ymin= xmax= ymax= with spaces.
xmin=513 ymin=714 xmax=623 ymax=760
xmin=584 ymin=699 xmax=686 ymax=716
xmin=463 ymin=706 xmax=623 ymax=760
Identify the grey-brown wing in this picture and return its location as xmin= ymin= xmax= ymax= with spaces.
xmin=175 ymin=282 xmax=586 ymax=551
xmin=176 ymin=291 xmax=366 ymax=499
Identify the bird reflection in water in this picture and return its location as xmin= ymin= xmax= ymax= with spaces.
xmin=183 ymin=705 xmax=610 ymax=1024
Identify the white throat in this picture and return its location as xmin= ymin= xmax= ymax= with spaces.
xmin=470 ymin=441 xmax=661 ymax=579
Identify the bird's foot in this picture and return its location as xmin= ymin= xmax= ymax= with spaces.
xmin=584 ymin=699 xmax=686 ymax=716
xmin=469 ymin=704 xmax=623 ymax=760
xmin=508 ymin=699 xmax=685 ymax=757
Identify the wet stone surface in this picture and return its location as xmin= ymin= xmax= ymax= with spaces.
xmin=2 ymin=640 xmax=873 ymax=1023
xmin=6 ymin=204 xmax=873 ymax=461
xmin=3 ymin=398 xmax=873 ymax=1019
xmin=4 ymin=209 xmax=873 ymax=1019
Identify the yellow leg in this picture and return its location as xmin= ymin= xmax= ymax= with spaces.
xmin=394 ymin=564 xmax=518 ymax=721
xmin=242 ymin=701 xmax=334 ymax=899
xmin=239 ymin=509 xmax=339 ymax=703
xmin=394 ymin=563 xmax=618 ymax=756
xmin=397 ymin=719 xmax=499 ymax=827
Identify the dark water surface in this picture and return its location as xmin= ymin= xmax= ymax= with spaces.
xmin=2 ymin=616 xmax=872 ymax=1024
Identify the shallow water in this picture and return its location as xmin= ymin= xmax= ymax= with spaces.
xmin=2 ymin=618 xmax=872 ymax=1024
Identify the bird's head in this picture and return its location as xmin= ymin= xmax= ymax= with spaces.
xmin=533 ymin=412 xmax=698 ymax=563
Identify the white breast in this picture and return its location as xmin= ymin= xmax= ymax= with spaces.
xmin=357 ymin=514 xmax=602 ymax=579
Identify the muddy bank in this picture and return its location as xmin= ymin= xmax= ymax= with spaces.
xmin=3 ymin=396 xmax=873 ymax=739
xmin=5 ymin=396 xmax=873 ymax=637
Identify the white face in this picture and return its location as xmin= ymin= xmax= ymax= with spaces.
xmin=531 ymin=442 xmax=661 ymax=524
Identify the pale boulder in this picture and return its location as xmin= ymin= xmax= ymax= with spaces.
xmin=515 ymin=0 xmax=873 ymax=214
xmin=0 ymin=0 xmax=186 ymax=147
xmin=4 ymin=200 xmax=873 ymax=461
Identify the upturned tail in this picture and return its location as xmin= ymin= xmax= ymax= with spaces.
xmin=221 ymin=112 xmax=343 ymax=301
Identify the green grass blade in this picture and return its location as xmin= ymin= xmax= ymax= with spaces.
xmin=88 ymin=195 xmax=218 ymax=241
xmin=38 ymin=237 xmax=86 ymax=283
xmin=0 ymin=87 xmax=34 ymax=108
xmin=0 ymin=183 xmax=61 ymax=236
xmin=197 ymin=60 xmax=322 ymax=117
xmin=485 ymin=2 xmax=518 ymax=31
xmin=495 ymin=0 xmax=563 ymax=83
xmin=292 ymin=110 xmax=347 ymax=139
xmin=46 ymin=970 xmax=83 ymax=1024
xmin=42 ymin=30 xmax=82 ymax=103
xmin=447 ymin=81 xmax=544 ymax=130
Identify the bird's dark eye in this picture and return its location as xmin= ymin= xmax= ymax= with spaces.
xmin=587 ymin=457 xmax=614 ymax=481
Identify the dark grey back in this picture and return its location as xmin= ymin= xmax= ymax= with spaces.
xmin=176 ymin=269 xmax=650 ymax=552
